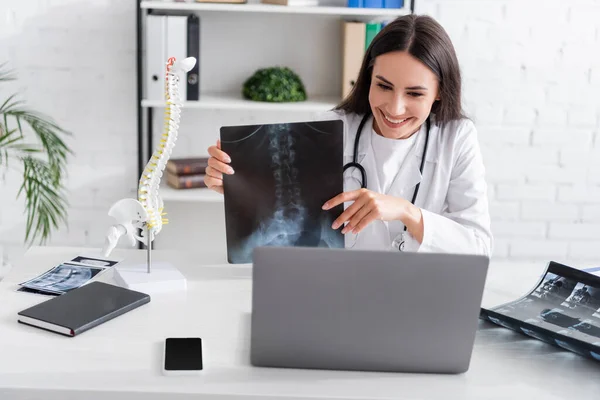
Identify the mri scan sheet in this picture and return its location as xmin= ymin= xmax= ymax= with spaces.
xmin=17 ymin=255 xmax=120 ymax=296
xmin=481 ymin=262 xmax=600 ymax=362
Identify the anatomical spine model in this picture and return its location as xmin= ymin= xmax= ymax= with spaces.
xmin=102 ymin=57 xmax=196 ymax=258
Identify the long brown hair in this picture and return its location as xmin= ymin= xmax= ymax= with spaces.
xmin=335 ymin=14 xmax=465 ymax=124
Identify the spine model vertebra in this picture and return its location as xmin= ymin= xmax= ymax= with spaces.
xmin=101 ymin=57 xmax=196 ymax=257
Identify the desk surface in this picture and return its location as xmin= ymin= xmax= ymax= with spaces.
xmin=1 ymin=246 xmax=599 ymax=400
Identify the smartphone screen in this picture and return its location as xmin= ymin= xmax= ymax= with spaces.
xmin=164 ymin=337 xmax=203 ymax=371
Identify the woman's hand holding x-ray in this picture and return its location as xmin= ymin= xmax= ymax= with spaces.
xmin=322 ymin=189 xmax=424 ymax=243
xmin=204 ymin=139 xmax=234 ymax=194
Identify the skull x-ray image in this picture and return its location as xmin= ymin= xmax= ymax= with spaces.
xmin=220 ymin=119 xmax=345 ymax=264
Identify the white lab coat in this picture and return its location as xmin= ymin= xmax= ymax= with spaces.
xmin=320 ymin=110 xmax=493 ymax=257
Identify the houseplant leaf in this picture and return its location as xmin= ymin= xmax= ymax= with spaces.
xmin=0 ymin=63 xmax=72 ymax=245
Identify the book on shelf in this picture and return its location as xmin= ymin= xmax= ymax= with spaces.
xmin=166 ymin=157 xmax=209 ymax=175
xmin=165 ymin=157 xmax=209 ymax=190
xmin=166 ymin=171 xmax=207 ymax=189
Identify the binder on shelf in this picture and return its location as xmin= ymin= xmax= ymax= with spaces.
xmin=383 ymin=0 xmax=403 ymax=8
xmin=166 ymin=15 xmax=188 ymax=101
xmin=186 ymin=14 xmax=200 ymax=101
xmin=341 ymin=21 xmax=366 ymax=99
xmin=347 ymin=0 xmax=364 ymax=7
xmin=145 ymin=15 xmax=167 ymax=102
xmin=365 ymin=22 xmax=382 ymax=51
xmin=146 ymin=14 xmax=200 ymax=103
xmin=363 ymin=0 xmax=383 ymax=7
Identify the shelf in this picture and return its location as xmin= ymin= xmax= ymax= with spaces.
xmin=142 ymin=93 xmax=340 ymax=112
xmin=160 ymin=184 xmax=224 ymax=203
xmin=140 ymin=1 xmax=410 ymax=17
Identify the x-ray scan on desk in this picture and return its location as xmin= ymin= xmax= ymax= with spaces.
xmin=220 ymin=119 xmax=345 ymax=264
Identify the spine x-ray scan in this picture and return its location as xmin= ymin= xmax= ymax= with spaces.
xmin=220 ymin=119 xmax=345 ymax=264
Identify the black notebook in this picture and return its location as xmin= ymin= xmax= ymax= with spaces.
xmin=17 ymin=281 xmax=150 ymax=337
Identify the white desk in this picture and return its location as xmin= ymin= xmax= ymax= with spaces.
xmin=1 ymin=246 xmax=599 ymax=400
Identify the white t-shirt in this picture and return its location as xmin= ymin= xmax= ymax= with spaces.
xmin=370 ymin=127 xmax=418 ymax=195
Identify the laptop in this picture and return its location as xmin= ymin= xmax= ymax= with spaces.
xmin=250 ymin=246 xmax=489 ymax=374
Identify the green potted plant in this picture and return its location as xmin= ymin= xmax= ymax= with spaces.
xmin=242 ymin=66 xmax=307 ymax=103
xmin=0 ymin=63 xmax=72 ymax=275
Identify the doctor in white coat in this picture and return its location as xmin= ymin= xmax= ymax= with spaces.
xmin=204 ymin=14 xmax=493 ymax=257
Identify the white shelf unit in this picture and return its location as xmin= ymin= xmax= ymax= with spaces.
xmin=142 ymin=93 xmax=340 ymax=112
xmin=139 ymin=0 xmax=411 ymax=121
xmin=140 ymin=1 xmax=411 ymax=17
xmin=138 ymin=1 xmax=413 ymax=248
xmin=160 ymin=184 xmax=224 ymax=202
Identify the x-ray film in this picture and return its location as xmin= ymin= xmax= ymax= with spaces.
xmin=480 ymin=261 xmax=600 ymax=363
xmin=220 ymin=119 xmax=345 ymax=264
xmin=19 ymin=263 xmax=104 ymax=295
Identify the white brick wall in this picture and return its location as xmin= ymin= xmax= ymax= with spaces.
xmin=0 ymin=0 xmax=599 ymax=267
xmin=583 ymin=205 xmax=600 ymax=221
xmin=417 ymin=0 xmax=600 ymax=264
xmin=0 ymin=0 xmax=138 ymax=264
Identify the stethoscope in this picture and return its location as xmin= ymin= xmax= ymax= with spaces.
xmin=342 ymin=113 xmax=431 ymax=251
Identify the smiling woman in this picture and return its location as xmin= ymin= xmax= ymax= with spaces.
xmin=369 ymin=53 xmax=439 ymax=140
xmin=337 ymin=14 xmax=464 ymax=127
xmin=205 ymin=14 xmax=493 ymax=258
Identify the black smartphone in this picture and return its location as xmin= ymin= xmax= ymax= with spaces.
xmin=162 ymin=337 xmax=203 ymax=375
